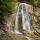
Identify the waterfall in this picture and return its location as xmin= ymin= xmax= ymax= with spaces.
xmin=15 ymin=3 xmax=31 ymax=35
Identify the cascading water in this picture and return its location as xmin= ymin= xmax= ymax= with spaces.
xmin=14 ymin=3 xmax=22 ymax=34
xmin=22 ymin=3 xmax=31 ymax=32
xmin=15 ymin=3 xmax=31 ymax=35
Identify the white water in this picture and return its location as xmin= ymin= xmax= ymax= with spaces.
xmin=15 ymin=3 xmax=31 ymax=35
xmin=15 ymin=3 xmax=22 ymax=34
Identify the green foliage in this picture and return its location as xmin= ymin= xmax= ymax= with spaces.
xmin=0 ymin=0 xmax=16 ymax=23
xmin=0 ymin=0 xmax=16 ymax=16
xmin=18 ymin=0 xmax=40 ymax=6
xmin=30 ymin=0 xmax=40 ymax=6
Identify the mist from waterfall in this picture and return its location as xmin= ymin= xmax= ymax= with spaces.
xmin=15 ymin=3 xmax=31 ymax=35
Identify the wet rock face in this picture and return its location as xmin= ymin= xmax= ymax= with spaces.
xmin=30 ymin=7 xmax=40 ymax=30
xmin=26 ymin=4 xmax=33 ymax=14
xmin=29 ymin=7 xmax=40 ymax=40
